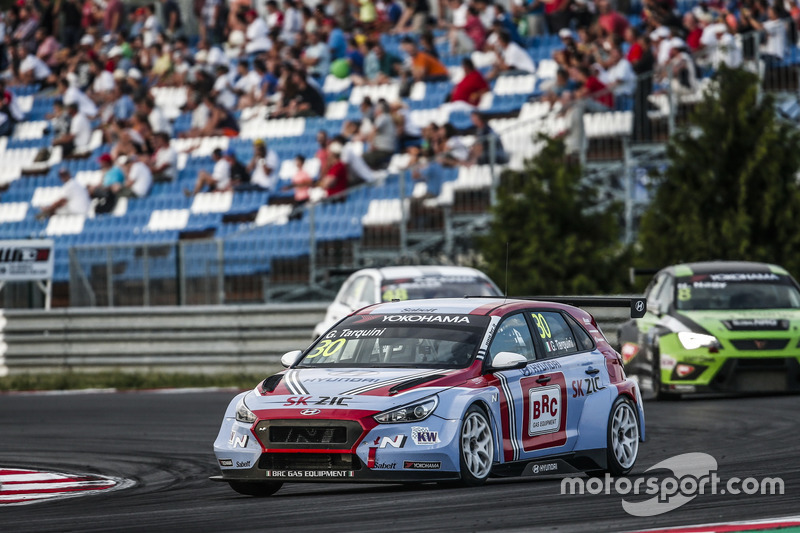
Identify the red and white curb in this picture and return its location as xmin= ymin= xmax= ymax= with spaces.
xmin=631 ymin=515 xmax=800 ymax=533
xmin=0 ymin=468 xmax=133 ymax=506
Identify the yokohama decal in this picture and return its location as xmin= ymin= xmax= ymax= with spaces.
xmin=0 ymin=468 xmax=130 ymax=506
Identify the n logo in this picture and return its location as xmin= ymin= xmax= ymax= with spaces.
xmin=230 ymin=431 xmax=249 ymax=448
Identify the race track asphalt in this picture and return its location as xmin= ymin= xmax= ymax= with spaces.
xmin=1 ymin=390 xmax=798 ymax=532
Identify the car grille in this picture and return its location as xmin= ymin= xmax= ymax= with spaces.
xmin=730 ymin=339 xmax=789 ymax=351
xmin=254 ymin=419 xmax=363 ymax=450
xmin=258 ymin=453 xmax=360 ymax=471
xmin=269 ymin=426 xmax=348 ymax=444
xmin=736 ymin=358 xmax=787 ymax=368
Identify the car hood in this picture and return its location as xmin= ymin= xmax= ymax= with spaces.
xmin=677 ymin=309 xmax=800 ymax=337
xmin=247 ymin=367 xmax=469 ymax=416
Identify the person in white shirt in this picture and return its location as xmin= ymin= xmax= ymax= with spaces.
xmin=137 ymin=96 xmax=172 ymax=136
xmin=118 ymin=155 xmax=153 ymax=198
xmin=233 ymin=60 xmax=264 ymax=109
xmin=488 ymin=31 xmax=536 ymax=80
xmin=37 ymin=169 xmax=91 ymax=218
xmin=89 ymin=59 xmax=116 ymax=103
xmin=150 ymin=132 xmax=178 ymax=182
xmin=17 ymin=44 xmax=53 ymax=85
xmin=248 ymin=139 xmax=280 ymax=191
xmin=59 ymin=77 xmax=98 ymax=118
xmin=244 ymin=9 xmax=272 ymax=54
xmin=445 ymin=0 xmax=473 ymax=54
xmin=597 ymin=44 xmax=637 ymax=97
xmin=749 ymin=5 xmax=788 ymax=66
xmin=186 ymin=148 xmax=231 ymax=196
xmin=52 ymin=103 xmax=92 ymax=156
xmin=212 ymin=64 xmax=238 ymax=111
xmin=282 ymin=0 xmax=303 ymax=44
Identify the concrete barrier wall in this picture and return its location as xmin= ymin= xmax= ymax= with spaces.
xmin=0 ymin=303 xmax=631 ymax=376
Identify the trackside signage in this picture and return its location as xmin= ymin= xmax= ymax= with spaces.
xmin=0 ymin=240 xmax=54 ymax=281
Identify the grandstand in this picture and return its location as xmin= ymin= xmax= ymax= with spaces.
xmin=1 ymin=0 xmax=799 ymax=308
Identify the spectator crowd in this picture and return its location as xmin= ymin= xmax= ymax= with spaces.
xmin=0 ymin=0 xmax=797 ymax=217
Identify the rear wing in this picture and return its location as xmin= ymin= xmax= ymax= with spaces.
xmin=629 ymin=267 xmax=660 ymax=285
xmin=520 ymin=296 xmax=647 ymax=319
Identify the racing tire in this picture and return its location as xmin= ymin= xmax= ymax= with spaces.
xmin=228 ymin=481 xmax=283 ymax=497
xmin=603 ymin=396 xmax=640 ymax=476
xmin=457 ymin=405 xmax=495 ymax=486
xmin=651 ymin=349 xmax=680 ymax=401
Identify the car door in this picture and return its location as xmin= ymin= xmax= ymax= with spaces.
xmin=517 ymin=310 xmax=606 ymax=459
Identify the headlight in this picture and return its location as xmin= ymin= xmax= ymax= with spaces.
xmin=677 ymin=332 xmax=720 ymax=350
xmin=235 ymin=397 xmax=257 ymax=424
xmin=374 ymin=397 xmax=438 ymax=424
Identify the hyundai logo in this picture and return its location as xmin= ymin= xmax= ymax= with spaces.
xmin=635 ymin=300 xmax=645 ymax=313
xmin=300 ymin=409 xmax=321 ymax=416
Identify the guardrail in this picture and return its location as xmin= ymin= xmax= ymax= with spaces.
xmin=0 ymin=303 xmax=632 ymax=375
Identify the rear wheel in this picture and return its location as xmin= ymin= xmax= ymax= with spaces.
xmin=458 ymin=405 xmax=494 ymax=486
xmin=228 ymin=481 xmax=283 ymax=497
xmin=605 ymin=397 xmax=640 ymax=476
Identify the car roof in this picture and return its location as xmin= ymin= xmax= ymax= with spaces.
xmin=662 ymin=261 xmax=789 ymax=276
xmin=356 ymin=297 xmax=579 ymax=318
xmin=374 ymin=265 xmax=491 ymax=281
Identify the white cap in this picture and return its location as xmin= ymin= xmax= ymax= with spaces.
xmin=195 ymin=49 xmax=208 ymax=63
xmin=113 ymin=68 xmax=126 ymax=80
xmin=108 ymin=45 xmax=122 ymax=58
xmin=80 ymin=34 xmax=95 ymax=46
xmin=116 ymin=155 xmax=129 ymax=166
xmin=650 ymin=26 xmax=670 ymax=40
xmin=669 ymin=37 xmax=687 ymax=49
xmin=66 ymin=72 xmax=79 ymax=86
xmin=328 ymin=142 xmax=343 ymax=155
xmin=228 ymin=30 xmax=245 ymax=47
xmin=558 ymin=28 xmax=572 ymax=39
xmin=127 ymin=68 xmax=142 ymax=80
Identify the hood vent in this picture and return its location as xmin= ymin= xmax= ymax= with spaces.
xmin=261 ymin=374 xmax=283 ymax=394
xmin=389 ymin=374 xmax=446 ymax=395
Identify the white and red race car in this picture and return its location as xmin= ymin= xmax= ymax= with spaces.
xmin=212 ymin=297 xmax=646 ymax=496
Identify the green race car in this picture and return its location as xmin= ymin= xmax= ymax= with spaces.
xmin=617 ymin=261 xmax=800 ymax=399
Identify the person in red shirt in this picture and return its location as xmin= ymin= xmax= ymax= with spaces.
xmin=450 ymin=58 xmax=489 ymax=106
xmin=597 ymin=0 xmax=630 ymax=38
xmin=319 ymin=142 xmax=349 ymax=198
xmin=683 ymin=12 xmax=703 ymax=51
xmin=572 ymin=65 xmax=614 ymax=109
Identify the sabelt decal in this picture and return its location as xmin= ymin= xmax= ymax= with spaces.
xmin=410 ymin=426 xmax=441 ymax=445
xmin=265 ymin=470 xmax=356 ymax=478
xmin=235 ymin=460 xmax=251 ymax=468
xmin=520 ymin=372 xmax=568 ymax=451
xmin=373 ymin=462 xmax=397 ymax=469
xmin=218 ymin=459 xmax=233 ymax=467
xmin=403 ymin=461 xmax=441 ymax=470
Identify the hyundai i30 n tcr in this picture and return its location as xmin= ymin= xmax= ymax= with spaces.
xmin=213 ymin=297 xmax=646 ymax=496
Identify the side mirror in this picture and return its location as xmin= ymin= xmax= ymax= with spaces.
xmin=280 ymin=350 xmax=303 ymax=368
xmin=490 ymin=352 xmax=529 ymax=371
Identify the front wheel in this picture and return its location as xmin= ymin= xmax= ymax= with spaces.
xmin=604 ymin=396 xmax=640 ymax=476
xmin=228 ymin=481 xmax=283 ymax=497
xmin=458 ymin=405 xmax=495 ymax=486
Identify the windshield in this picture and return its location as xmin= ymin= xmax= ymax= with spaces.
xmin=380 ymin=276 xmax=499 ymax=301
xmin=675 ymin=273 xmax=800 ymax=310
xmin=298 ymin=314 xmax=491 ymax=369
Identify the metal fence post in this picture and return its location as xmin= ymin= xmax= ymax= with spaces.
xmin=309 ymin=201 xmax=316 ymax=286
xmin=106 ymin=247 xmax=114 ymax=307
xmin=488 ymin=134 xmax=498 ymax=207
xmin=177 ymin=241 xmax=186 ymax=306
xmin=217 ymin=238 xmax=225 ymax=305
xmin=399 ymin=171 xmax=408 ymax=257
xmin=143 ymin=244 xmax=150 ymax=307
xmin=623 ymin=137 xmax=634 ymax=245
xmin=667 ymin=70 xmax=676 ymax=136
